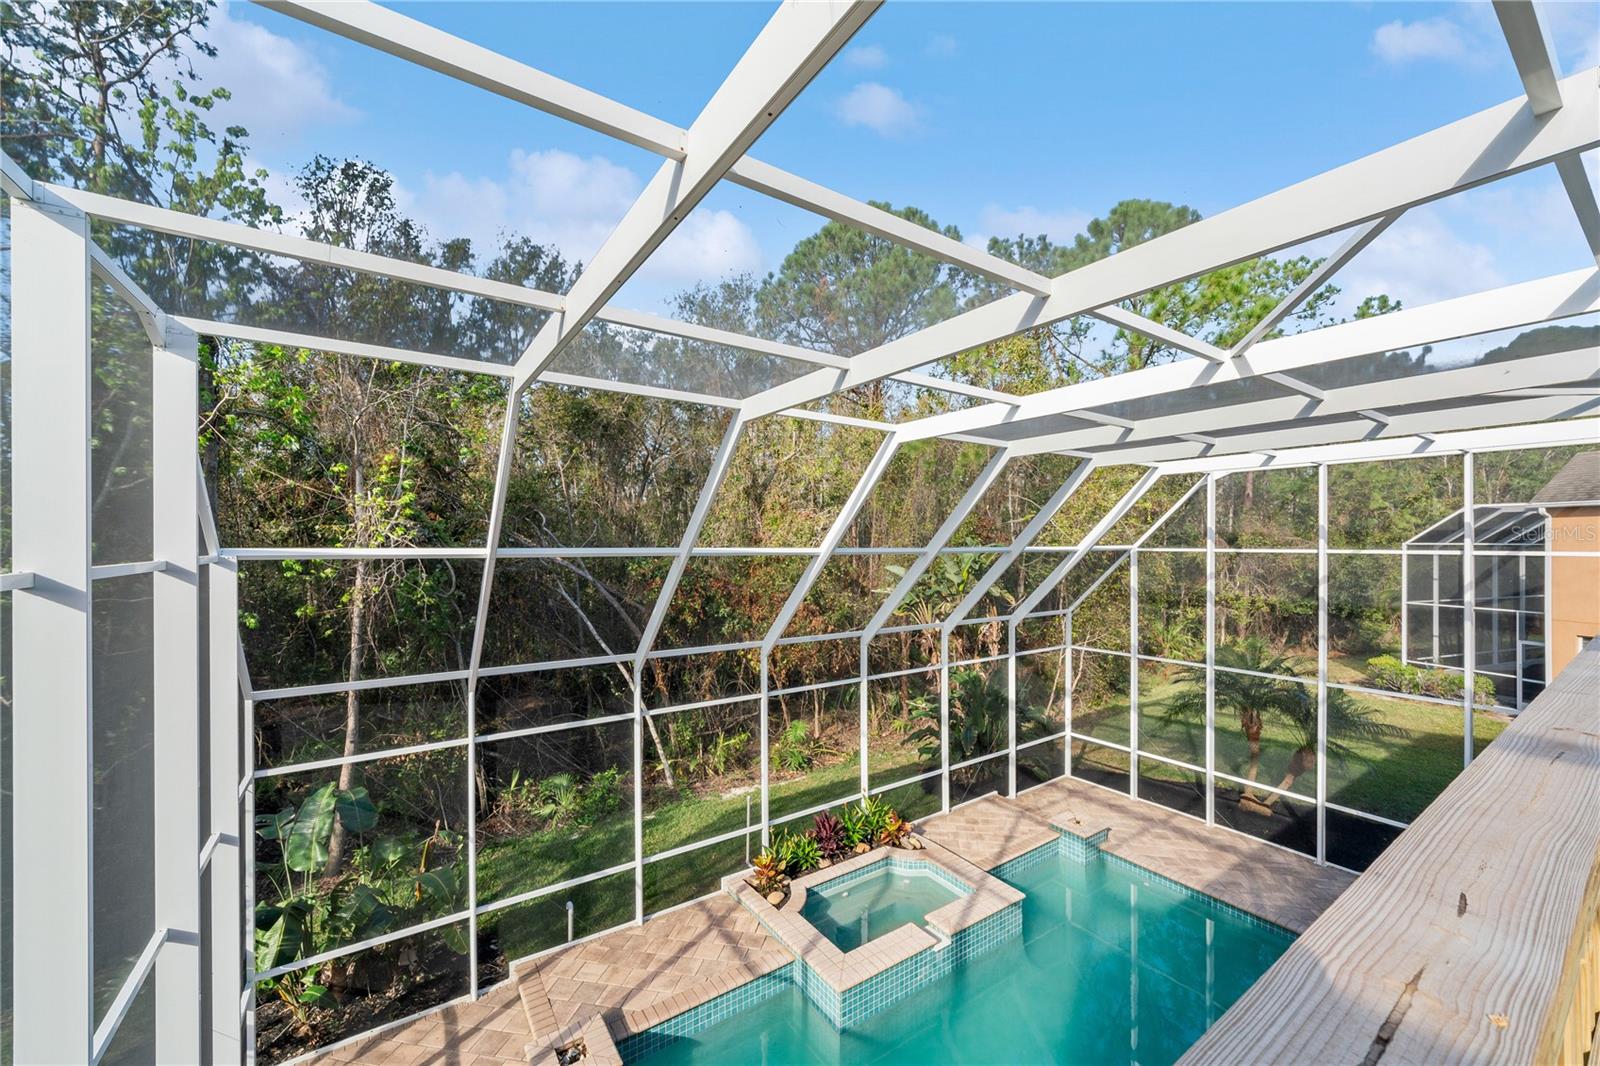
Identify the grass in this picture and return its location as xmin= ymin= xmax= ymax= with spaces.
xmin=1073 ymin=664 xmax=1508 ymax=824
xmin=473 ymin=741 xmax=926 ymax=965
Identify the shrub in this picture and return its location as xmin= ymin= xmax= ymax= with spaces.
xmin=750 ymin=849 xmax=785 ymax=895
xmin=774 ymin=720 xmax=816 ymax=772
xmin=1366 ymin=655 xmax=1498 ymax=705
xmin=772 ymin=829 xmax=821 ymax=874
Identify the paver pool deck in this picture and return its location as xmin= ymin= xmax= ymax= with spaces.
xmin=303 ymin=781 xmax=1352 ymax=1065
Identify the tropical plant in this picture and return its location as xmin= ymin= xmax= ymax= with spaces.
xmin=774 ymin=719 xmax=817 ymax=773
xmin=1259 ymin=686 xmax=1411 ymax=803
xmin=860 ymin=797 xmax=894 ymax=844
xmin=1164 ymin=639 xmax=1307 ymax=785
xmin=907 ymin=666 xmax=1049 ymax=781
xmin=838 ymin=803 xmax=870 ymax=848
xmin=877 ymin=812 xmax=912 ymax=848
xmin=750 ymin=848 xmax=785 ymax=896
xmin=810 ymin=812 xmax=848 ymax=861
xmin=257 ymin=781 xmax=379 ymax=892
xmin=780 ymin=832 xmax=822 ymax=874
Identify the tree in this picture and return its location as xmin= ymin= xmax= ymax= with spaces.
xmin=756 ymin=202 xmax=972 ymax=355
xmin=1262 ymin=686 xmax=1407 ymax=804
xmin=1164 ymin=638 xmax=1305 ymax=787
xmin=211 ymin=158 xmax=516 ymax=875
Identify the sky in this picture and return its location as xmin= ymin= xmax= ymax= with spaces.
xmin=192 ymin=0 xmax=1599 ymax=321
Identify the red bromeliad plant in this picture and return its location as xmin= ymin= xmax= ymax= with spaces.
xmin=810 ymin=812 xmax=849 ymax=861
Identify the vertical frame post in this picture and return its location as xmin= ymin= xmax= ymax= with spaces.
xmin=153 ymin=321 xmax=202 ymax=1061
xmin=1006 ymin=621 xmax=1017 ymax=797
xmin=1204 ymin=475 xmax=1217 ymax=827
xmin=1315 ymin=464 xmax=1329 ymax=865
xmin=1463 ymin=452 xmax=1477 ymax=765
xmin=1128 ymin=550 xmax=1140 ymax=800
xmin=206 ymin=556 xmax=243 ymax=1063
xmin=939 ymin=629 xmax=950 ymax=811
xmin=10 ymin=197 xmax=95 ymax=1065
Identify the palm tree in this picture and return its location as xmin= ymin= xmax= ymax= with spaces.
xmin=1165 ymin=638 xmax=1305 ymax=785
xmin=1259 ymin=685 xmax=1409 ymax=803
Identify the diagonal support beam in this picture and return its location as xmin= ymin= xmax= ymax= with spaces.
xmin=1011 ymin=470 xmax=1163 ymax=621
xmin=1064 ymin=476 xmax=1209 ymax=618
xmin=940 ymin=460 xmax=1098 ymax=635
xmin=1493 ymin=1 xmax=1600 ymax=262
xmin=761 ymin=435 xmax=902 ymax=651
xmin=511 ymin=1 xmax=878 ymax=384
xmin=859 ymin=449 xmax=1014 ymax=644
xmin=1230 ymin=213 xmax=1400 ymax=358
xmin=1493 ymin=0 xmax=1564 ymax=115
xmin=1092 ymin=306 xmax=1229 ymax=362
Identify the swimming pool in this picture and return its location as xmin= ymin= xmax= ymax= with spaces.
xmin=634 ymin=841 xmax=1293 ymax=1065
xmin=800 ymin=864 xmax=965 ymax=951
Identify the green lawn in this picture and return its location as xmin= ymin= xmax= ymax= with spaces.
xmin=474 ymin=743 xmax=925 ymax=965
xmin=1073 ymin=667 xmax=1507 ymax=823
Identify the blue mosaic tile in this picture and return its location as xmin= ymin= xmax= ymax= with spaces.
xmin=615 ymin=962 xmax=796 ymax=1061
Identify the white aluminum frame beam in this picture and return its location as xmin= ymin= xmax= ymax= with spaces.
xmin=858 ymin=449 xmax=1015 ymax=644
xmin=743 ymin=70 xmax=1600 ymax=418
xmin=1493 ymin=1 xmax=1600 ymax=262
xmin=940 ymin=461 xmax=1099 ymax=635
xmin=991 ymin=343 xmax=1599 ymax=456
xmin=898 ymin=266 xmax=1600 ymax=445
xmin=512 ymin=1 xmax=879 ymax=384
xmin=1152 ymin=417 xmax=1600 ymax=476
xmin=1012 ymin=469 xmax=1163 ymax=620
xmin=1228 ymin=213 xmax=1399 ymax=358
xmin=152 ymin=318 xmax=203 ymax=1064
xmin=1086 ymin=393 xmax=1599 ymax=467
xmin=21 ymin=163 xmax=1000 ymax=406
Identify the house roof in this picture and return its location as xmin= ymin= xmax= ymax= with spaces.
xmin=1532 ymin=450 xmax=1600 ymax=505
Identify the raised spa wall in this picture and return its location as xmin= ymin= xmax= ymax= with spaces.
xmin=724 ymin=841 xmax=1024 ymax=1028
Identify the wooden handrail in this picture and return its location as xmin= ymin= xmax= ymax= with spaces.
xmin=1180 ymin=647 xmax=1600 ymax=1066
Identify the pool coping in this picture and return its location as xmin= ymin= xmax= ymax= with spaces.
xmin=723 ymin=841 xmax=1023 ymax=1028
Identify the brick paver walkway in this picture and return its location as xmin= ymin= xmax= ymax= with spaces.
xmin=306 ymin=979 xmax=530 ymax=1066
xmin=519 ymin=891 xmax=793 ymax=1055
xmin=308 ymin=779 xmax=1354 ymax=1065
xmin=915 ymin=793 xmax=1059 ymax=869
xmin=1014 ymin=776 xmax=1353 ymax=932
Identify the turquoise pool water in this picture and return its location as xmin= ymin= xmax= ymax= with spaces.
xmin=800 ymin=865 xmax=964 ymax=951
xmin=635 ymin=844 xmax=1293 ymax=1065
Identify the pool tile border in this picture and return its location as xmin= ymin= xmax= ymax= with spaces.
xmin=615 ymin=819 xmax=1299 ymax=1057
xmin=723 ymin=843 xmax=1023 ymax=1029
xmin=613 ymin=962 xmax=797 ymax=1061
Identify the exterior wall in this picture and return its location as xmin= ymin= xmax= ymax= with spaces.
xmin=1549 ymin=507 xmax=1600 ymax=680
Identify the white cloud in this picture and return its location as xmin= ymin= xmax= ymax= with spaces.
xmin=834 ymin=82 xmax=920 ymax=137
xmin=642 ymin=209 xmax=763 ymax=283
xmin=1371 ymin=16 xmax=1473 ymax=63
xmin=971 ymin=203 xmax=1091 ymax=247
xmin=843 ymin=43 xmax=888 ymax=70
xmin=1370 ymin=3 xmax=1595 ymax=72
xmin=1541 ymin=0 xmax=1600 ymax=71
xmin=196 ymin=3 xmax=358 ymax=136
xmin=404 ymin=148 xmax=761 ymax=282
xmin=925 ymin=34 xmax=958 ymax=59
xmin=1335 ymin=207 xmax=1502 ymax=309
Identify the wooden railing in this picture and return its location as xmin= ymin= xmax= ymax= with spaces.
xmin=1180 ymin=648 xmax=1600 ymax=1066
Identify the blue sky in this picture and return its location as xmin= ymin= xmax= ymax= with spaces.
xmin=197 ymin=1 xmax=1598 ymax=319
